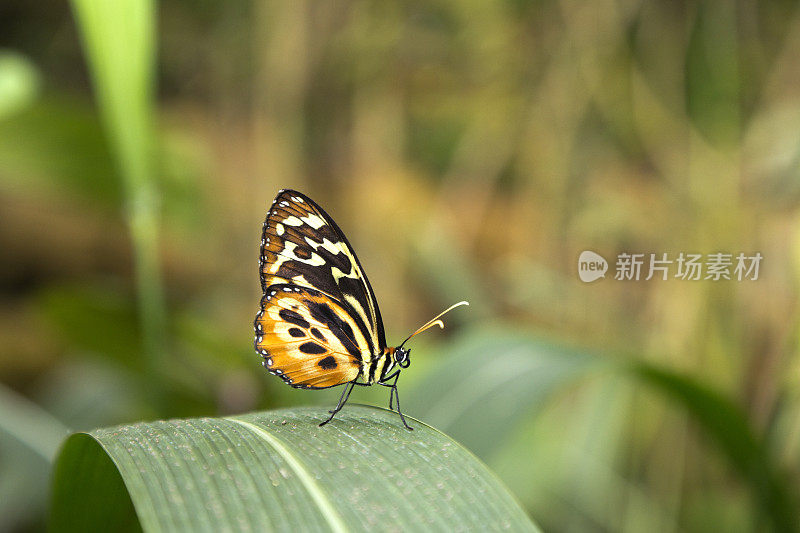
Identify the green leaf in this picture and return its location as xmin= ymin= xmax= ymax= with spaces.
xmin=0 ymin=383 xmax=69 ymax=462
xmin=50 ymin=405 xmax=540 ymax=532
xmin=0 ymin=384 xmax=70 ymax=531
xmin=629 ymin=363 xmax=798 ymax=533
xmin=406 ymin=329 xmax=603 ymax=458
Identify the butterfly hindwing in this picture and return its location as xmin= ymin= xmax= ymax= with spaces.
xmin=259 ymin=189 xmax=386 ymax=357
xmin=254 ymin=284 xmax=368 ymax=389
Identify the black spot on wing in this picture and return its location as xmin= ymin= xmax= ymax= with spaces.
xmin=310 ymin=327 xmax=326 ymax=341
xmin=288 ymin=327 xmax=305 ymax=338
xmin=306 ymin=299 xmax=361 ymax=358
xmin=318 ymin=356 xmax=337 ymax=370
xmin=279 ymin=309 xmax=310 ymax=329
xmin=299 ymin=342 xmax=326 ymax=355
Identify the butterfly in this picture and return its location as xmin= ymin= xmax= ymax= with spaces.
xmin=253 ymin=189 xmax=468 ymax=430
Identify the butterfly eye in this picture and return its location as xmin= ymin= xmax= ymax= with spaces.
xmin=395 ymin=348 xmax=410 ymax=368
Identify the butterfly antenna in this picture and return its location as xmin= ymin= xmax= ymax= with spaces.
xmin=398 ymin=301 xmax=469 ymax=349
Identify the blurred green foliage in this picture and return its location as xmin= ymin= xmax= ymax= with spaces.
xmin=1 ymin=0 xmax=800 ymax=531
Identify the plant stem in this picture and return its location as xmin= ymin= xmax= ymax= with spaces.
xmin=70 ymin=0 xmax=166 ymax=408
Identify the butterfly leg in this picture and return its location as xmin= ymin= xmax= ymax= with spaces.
xmin=319 ymin=381 xmax=356 ymax=427
xmin=388 ymin=374 xmax=399 ymax=411
xmin=391 ymin=384 xmax=413 ymax=431
xmin=379 ymin=372 xmax=412 ymax=430
xmin=327 ymin=382 xmax=369 ymax=413
xmin=379 ymin=370 xmax=400 ymax=410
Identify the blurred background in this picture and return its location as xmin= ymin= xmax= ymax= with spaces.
xmin=1 ymin=0 xmax=800 ymax=531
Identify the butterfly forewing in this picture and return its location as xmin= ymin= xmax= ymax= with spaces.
xmin=255 ymin=284 xmax=367 ymax=388
xmin=258 ymin=190 xmax=385 ymax=355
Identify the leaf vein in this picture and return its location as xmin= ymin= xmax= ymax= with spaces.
xmin=226 ymin=418 xmax=348 ymax=533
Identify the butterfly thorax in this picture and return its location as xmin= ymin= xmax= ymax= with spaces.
xmin=363 ymin=345 xmax=411 ymax=385
xmin=362 ymin=346 xmax=397 ymax=385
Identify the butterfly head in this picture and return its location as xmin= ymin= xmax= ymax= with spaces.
xmin=394 ymin=347 xmax=411 ymax=368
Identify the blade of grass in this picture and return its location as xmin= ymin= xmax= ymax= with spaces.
xmin=69 ymin=0 xmax=166 ymax=405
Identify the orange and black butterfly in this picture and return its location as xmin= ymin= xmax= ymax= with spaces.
xmin=254 ymin=189 xmax=467 ymax=429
